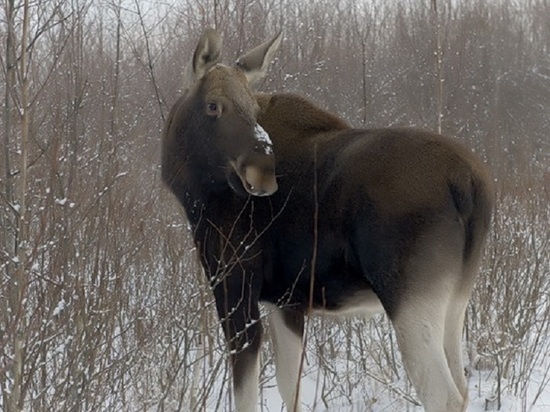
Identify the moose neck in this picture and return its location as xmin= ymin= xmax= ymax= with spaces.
xmin=162 ymin=115 xmax=232 ymax=224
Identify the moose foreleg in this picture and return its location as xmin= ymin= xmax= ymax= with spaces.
xmin=213 ymin=272 xmax=263 ymax=412
xmin=231 ymin=326 xmax=262 ymax=412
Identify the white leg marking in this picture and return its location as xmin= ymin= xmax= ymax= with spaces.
xmin=266 ymin=304 xmax=304 ymax=412
xmin=393 ymin=297 xmax=465 ymax=412
xmin=234 ymin=352 xmax=260 ymax=412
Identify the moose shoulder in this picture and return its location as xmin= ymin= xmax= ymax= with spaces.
xmin=161 ymin=29 xmax=493 ymax=412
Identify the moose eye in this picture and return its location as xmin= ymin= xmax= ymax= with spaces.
xmin=206 ymin=102 xmax=220 ymax=117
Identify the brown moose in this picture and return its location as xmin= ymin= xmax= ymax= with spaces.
xmin=161 ymin=28 xmax=493 ymax=412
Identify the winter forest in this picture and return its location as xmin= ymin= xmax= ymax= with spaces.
xmin=1 ymin=0 xmax=549 ymax=411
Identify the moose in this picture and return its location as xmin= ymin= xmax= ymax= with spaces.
xmin=161 ymin=28 xmax=493 ymax=412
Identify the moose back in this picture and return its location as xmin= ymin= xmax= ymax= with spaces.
xmin=161 ymin=29 xmax=493 ymax=412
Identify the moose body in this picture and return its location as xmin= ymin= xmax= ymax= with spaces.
xmin=161 ymin=29 xmax=493 ymax=412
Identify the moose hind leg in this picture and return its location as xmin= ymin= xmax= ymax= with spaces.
xmin=391 ymin=289 xmax=466 ymax=412
xmin=444 ymin=251 xmax=485 ymax=402
xmin=444 ymin=292 xmax=470 ymax=402
xmin=265 ymin=304 xmax=304 ymax=412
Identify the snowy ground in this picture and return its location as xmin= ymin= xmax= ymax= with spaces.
xmin=257 ymin=365 xmax=550 ymax=412
xmin=191 ymin=314 xmax=550 ymax=412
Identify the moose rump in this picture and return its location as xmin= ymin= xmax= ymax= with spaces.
xmin=161 ymin=29 xmax=494 ymax=412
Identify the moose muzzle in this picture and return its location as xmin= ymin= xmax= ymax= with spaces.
xmin=231 ymin=153 xmax=278 ymax=197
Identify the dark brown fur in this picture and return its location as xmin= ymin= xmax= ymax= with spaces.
xmin=161 ymin=29 xmax=493 ymax=412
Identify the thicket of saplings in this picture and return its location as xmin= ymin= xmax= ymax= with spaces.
xmin=1 ymin=0 xmax=548 ymax=410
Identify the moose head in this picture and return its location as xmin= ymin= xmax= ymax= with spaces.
xmin=162 ymin=28 xmax=282 ymax=199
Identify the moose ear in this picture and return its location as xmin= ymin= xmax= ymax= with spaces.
xmin=189 ymin=28 xmax=222 ymax=82
xmin=235 ymin=31 xmax=282 ymax=87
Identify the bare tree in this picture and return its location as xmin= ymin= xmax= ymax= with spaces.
xmin=431 ymin=0 xmax=444 ymax=134
xmin=0 ymin=1 xmax=548 ymax=410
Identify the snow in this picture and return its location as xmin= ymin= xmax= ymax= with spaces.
xmin=254 ymin=124 xmax=274 ymax=154
xmin=52 ymin=298 xmax=66 ymax=317
xmin=257 ymin=368 xmax=550 ymax=411
xmin=184 ymin=314 xmax=550 ymax=411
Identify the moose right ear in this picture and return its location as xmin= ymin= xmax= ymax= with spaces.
xmin=236 ymin=31 xmax=282 ymax=87
xmin=189 ymin=28 xmax=222 ymax=81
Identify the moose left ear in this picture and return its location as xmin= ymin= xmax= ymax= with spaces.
xmin=235 ymin=31 xmax=282 ymax=87
xmin=187 ymin=28 xmax=222 ymax=84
